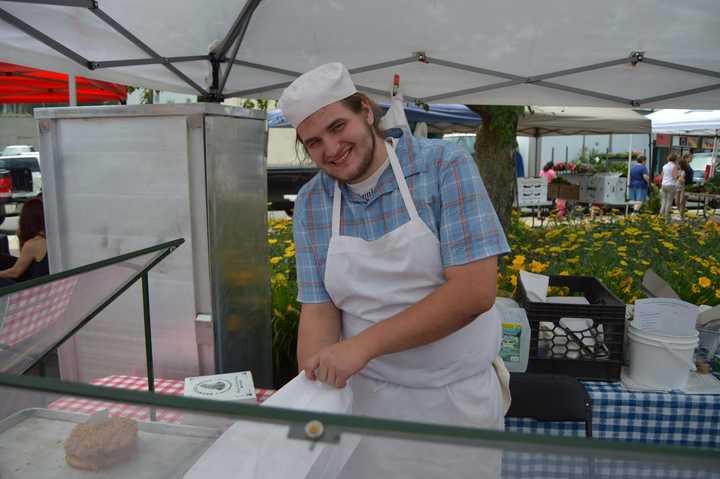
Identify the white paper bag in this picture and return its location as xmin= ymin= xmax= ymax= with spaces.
xmin=184 ymin=372 xmax=359 ymax=479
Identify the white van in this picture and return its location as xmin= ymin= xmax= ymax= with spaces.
xmin=690 ymin=152 xmax=718 ymax=183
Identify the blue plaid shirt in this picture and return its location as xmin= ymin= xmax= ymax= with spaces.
xmin=293 ymin=129 xmax=510 ymax=303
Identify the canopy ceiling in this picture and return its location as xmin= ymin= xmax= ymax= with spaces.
xmin=1 ymin=1 xmax=719 ymax=108
xmin=647 ymin=109 xmax=720 ymax=136
xmin=0 ymin=61 xmax=126 ymax=103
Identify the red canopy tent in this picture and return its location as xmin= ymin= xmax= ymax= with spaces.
xmin=0 ymin=62 xmax=126 ymax=104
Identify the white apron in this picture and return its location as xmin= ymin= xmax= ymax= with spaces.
xmin=324 ymin=141 xmax=509 ymax=479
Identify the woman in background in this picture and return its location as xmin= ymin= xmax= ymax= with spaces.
xmin=675 ymin=156 xmax=689 ymax=220
xmin=0 ymin=198 xmax=48 ymax=286
xmin=660 ymin=153 xmax=680 ymax=222
xmin=628 ymin=155 xmax=650 ymax=213
xmin=539 ymin=161 xmax=566 ymax=218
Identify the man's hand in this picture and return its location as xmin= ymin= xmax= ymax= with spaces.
xmin=302 ymin=339 xmax=371 ymax=388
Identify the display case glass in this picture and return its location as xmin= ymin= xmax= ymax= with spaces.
xmin=0 ymin=373 xmax=718 ymax=479
xmin=0 ymin=239 xmax=182 ymax=375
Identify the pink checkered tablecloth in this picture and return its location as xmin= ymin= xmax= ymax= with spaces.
xmin=0 ymin=277 xmax=78 ymax=347
xmin=48 ymin=375 xmax=276 ymax=423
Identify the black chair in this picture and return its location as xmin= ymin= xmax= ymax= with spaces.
xmin=507 ymin=372 xmax=593 ymax=438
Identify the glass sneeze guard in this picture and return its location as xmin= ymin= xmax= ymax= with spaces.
xmin=0 ymin=239 xmax=183 ymax=377
xmin=0 ymin=373 xmax=717 ymax=479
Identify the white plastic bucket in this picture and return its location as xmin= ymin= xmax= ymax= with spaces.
xmin=627 ymin=323 xmax=698 ymax=390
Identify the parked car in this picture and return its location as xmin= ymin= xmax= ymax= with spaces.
xmin=0 ymin=153 xmax=42 ymax=225
xmin=1 ymin=144 xmax=37 ymax=156
xmin=689 ymin=152 xmax=718 ymax=184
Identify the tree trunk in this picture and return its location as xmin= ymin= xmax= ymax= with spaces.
xmin=467 ymin=106 xmax=523 ymax=232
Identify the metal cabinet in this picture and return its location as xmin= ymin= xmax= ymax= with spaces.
xmin=36 ymin=104 xmax=271 ymax=387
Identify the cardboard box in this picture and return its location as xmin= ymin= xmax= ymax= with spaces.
xmin=184 ymin=372 xmax=256 ymax=403
xmin=548 ymin=182 xmax=580 ymax=200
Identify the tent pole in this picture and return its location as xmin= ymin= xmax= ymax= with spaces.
xmin=626 ymin=134 xmax=633 ymax=201
xmin=712 ymin=133 xmax=718 ymax=178
xmin=216 ymin=0 xmax=263 ymax=97
xmin=68 ymin=73 xmax=77 ymax=106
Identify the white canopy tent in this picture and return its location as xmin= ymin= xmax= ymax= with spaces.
xmin=1 ymin=0 xmax=719 ymax=108
xmin=517 ymin=107 xmax=650 ymax=137
xmin=516 ymin=107 xmax=651 ymax=176
xmin=648 ymin=109 xmax=720 ymax=176
xmin=647 ymin=109 xmax=720 ymax=136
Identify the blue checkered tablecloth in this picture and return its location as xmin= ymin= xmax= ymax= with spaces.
xmin=504 ymin=381 xmax=720 ymax=449
xmin=501 ymin=453 xmax=720 ymax=479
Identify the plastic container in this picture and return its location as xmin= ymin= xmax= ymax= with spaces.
xmin=517 ymin=275 xmax=626 ymax=380
xmin=498 ymin=307 xmax=531 ymax=373
xmin=695 ymin=327 xmax=720 ymax=363
xmin=626 ymin=323 xmax=698 ymax=390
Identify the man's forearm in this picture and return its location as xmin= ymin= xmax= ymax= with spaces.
xmin=297 ymin=303 xmax=342 ymax=370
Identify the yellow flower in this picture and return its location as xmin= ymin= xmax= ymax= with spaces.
xmin=284 ymin=245 xmax=296 ymax=258
xmin=510 ymin=275 xmax=518 ymax=287
xmin=692 ymin=284 xmax=701 ymax=294
xmin=698 ymin=277 xmax=712 ymax=289
xmin=270 ymin=256 xmax=283 ymax=265
xmin=617 ymin=246 xmax=627 ymax=252
xmin=715 ymin=289 xmax=720 ymax=299
xmin=661 ymin=241 xmax=676 ymax=251
xmin=273 ymin=272 xmax=288 ymax=285
xmin=529 ymin=260 xmax=548 ymax=273
xmin=268 ymin=238 xmax=278 ymax=245
xmin=634 ymin=270 xmax=643 ymax=276
xmin=511 ymin=255 xmax=526 ymax=269
xmin=559 ymin=270 xmax=570 ymax=276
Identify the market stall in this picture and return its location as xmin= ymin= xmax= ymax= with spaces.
xmin=1 ymin=2 xmax=720 ymax=476
xmin=1 ymin=0 xmax=718 ymax=377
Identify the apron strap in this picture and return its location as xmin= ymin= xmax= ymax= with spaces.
xmin=386 ymin=141 xmax=420 ymax=221
xmin=332 ymin=180 xmax=342 ymax=237
xmin=331 ymin=139 xmax=419 ymax=238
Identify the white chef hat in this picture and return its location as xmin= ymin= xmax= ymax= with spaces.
xmin=279 ymin=62 xmax=357 ymax=128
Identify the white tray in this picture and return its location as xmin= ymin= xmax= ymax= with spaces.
xmin=0 ymin=408 xmax=221 ymax=478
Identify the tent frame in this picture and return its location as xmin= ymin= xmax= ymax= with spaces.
xmin=2 ymin=0 xmax=720 ymax=105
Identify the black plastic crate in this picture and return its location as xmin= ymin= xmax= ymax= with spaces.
xmin=516 ymin=275 xmax=626 ymax=381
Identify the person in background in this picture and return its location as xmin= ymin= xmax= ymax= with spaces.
xmin=0 ymin=198 xmax=49 ymax=286
xmin=539 ymin=160 xmax=556 ymax=182
xmin=539 ymin=161 xmax=566 ymax=218
xmin=659 ymin=153 xmax=680 ymax=222
xmin=628 ymin=155 xmax=650 ymax=213
xmin=675 ymin=156 xmax=689 ymax=220
xmin=681 ymin=153 xmax=695 ymax=217
xmin=513 ymin=148 xmax=525 ymax=178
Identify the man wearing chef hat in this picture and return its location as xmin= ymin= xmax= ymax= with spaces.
xmin=280 ymin=62 xmax=510 ymax=477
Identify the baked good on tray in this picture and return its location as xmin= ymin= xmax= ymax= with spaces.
xmin=64 ymin=413 xmax=139 ymax=471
